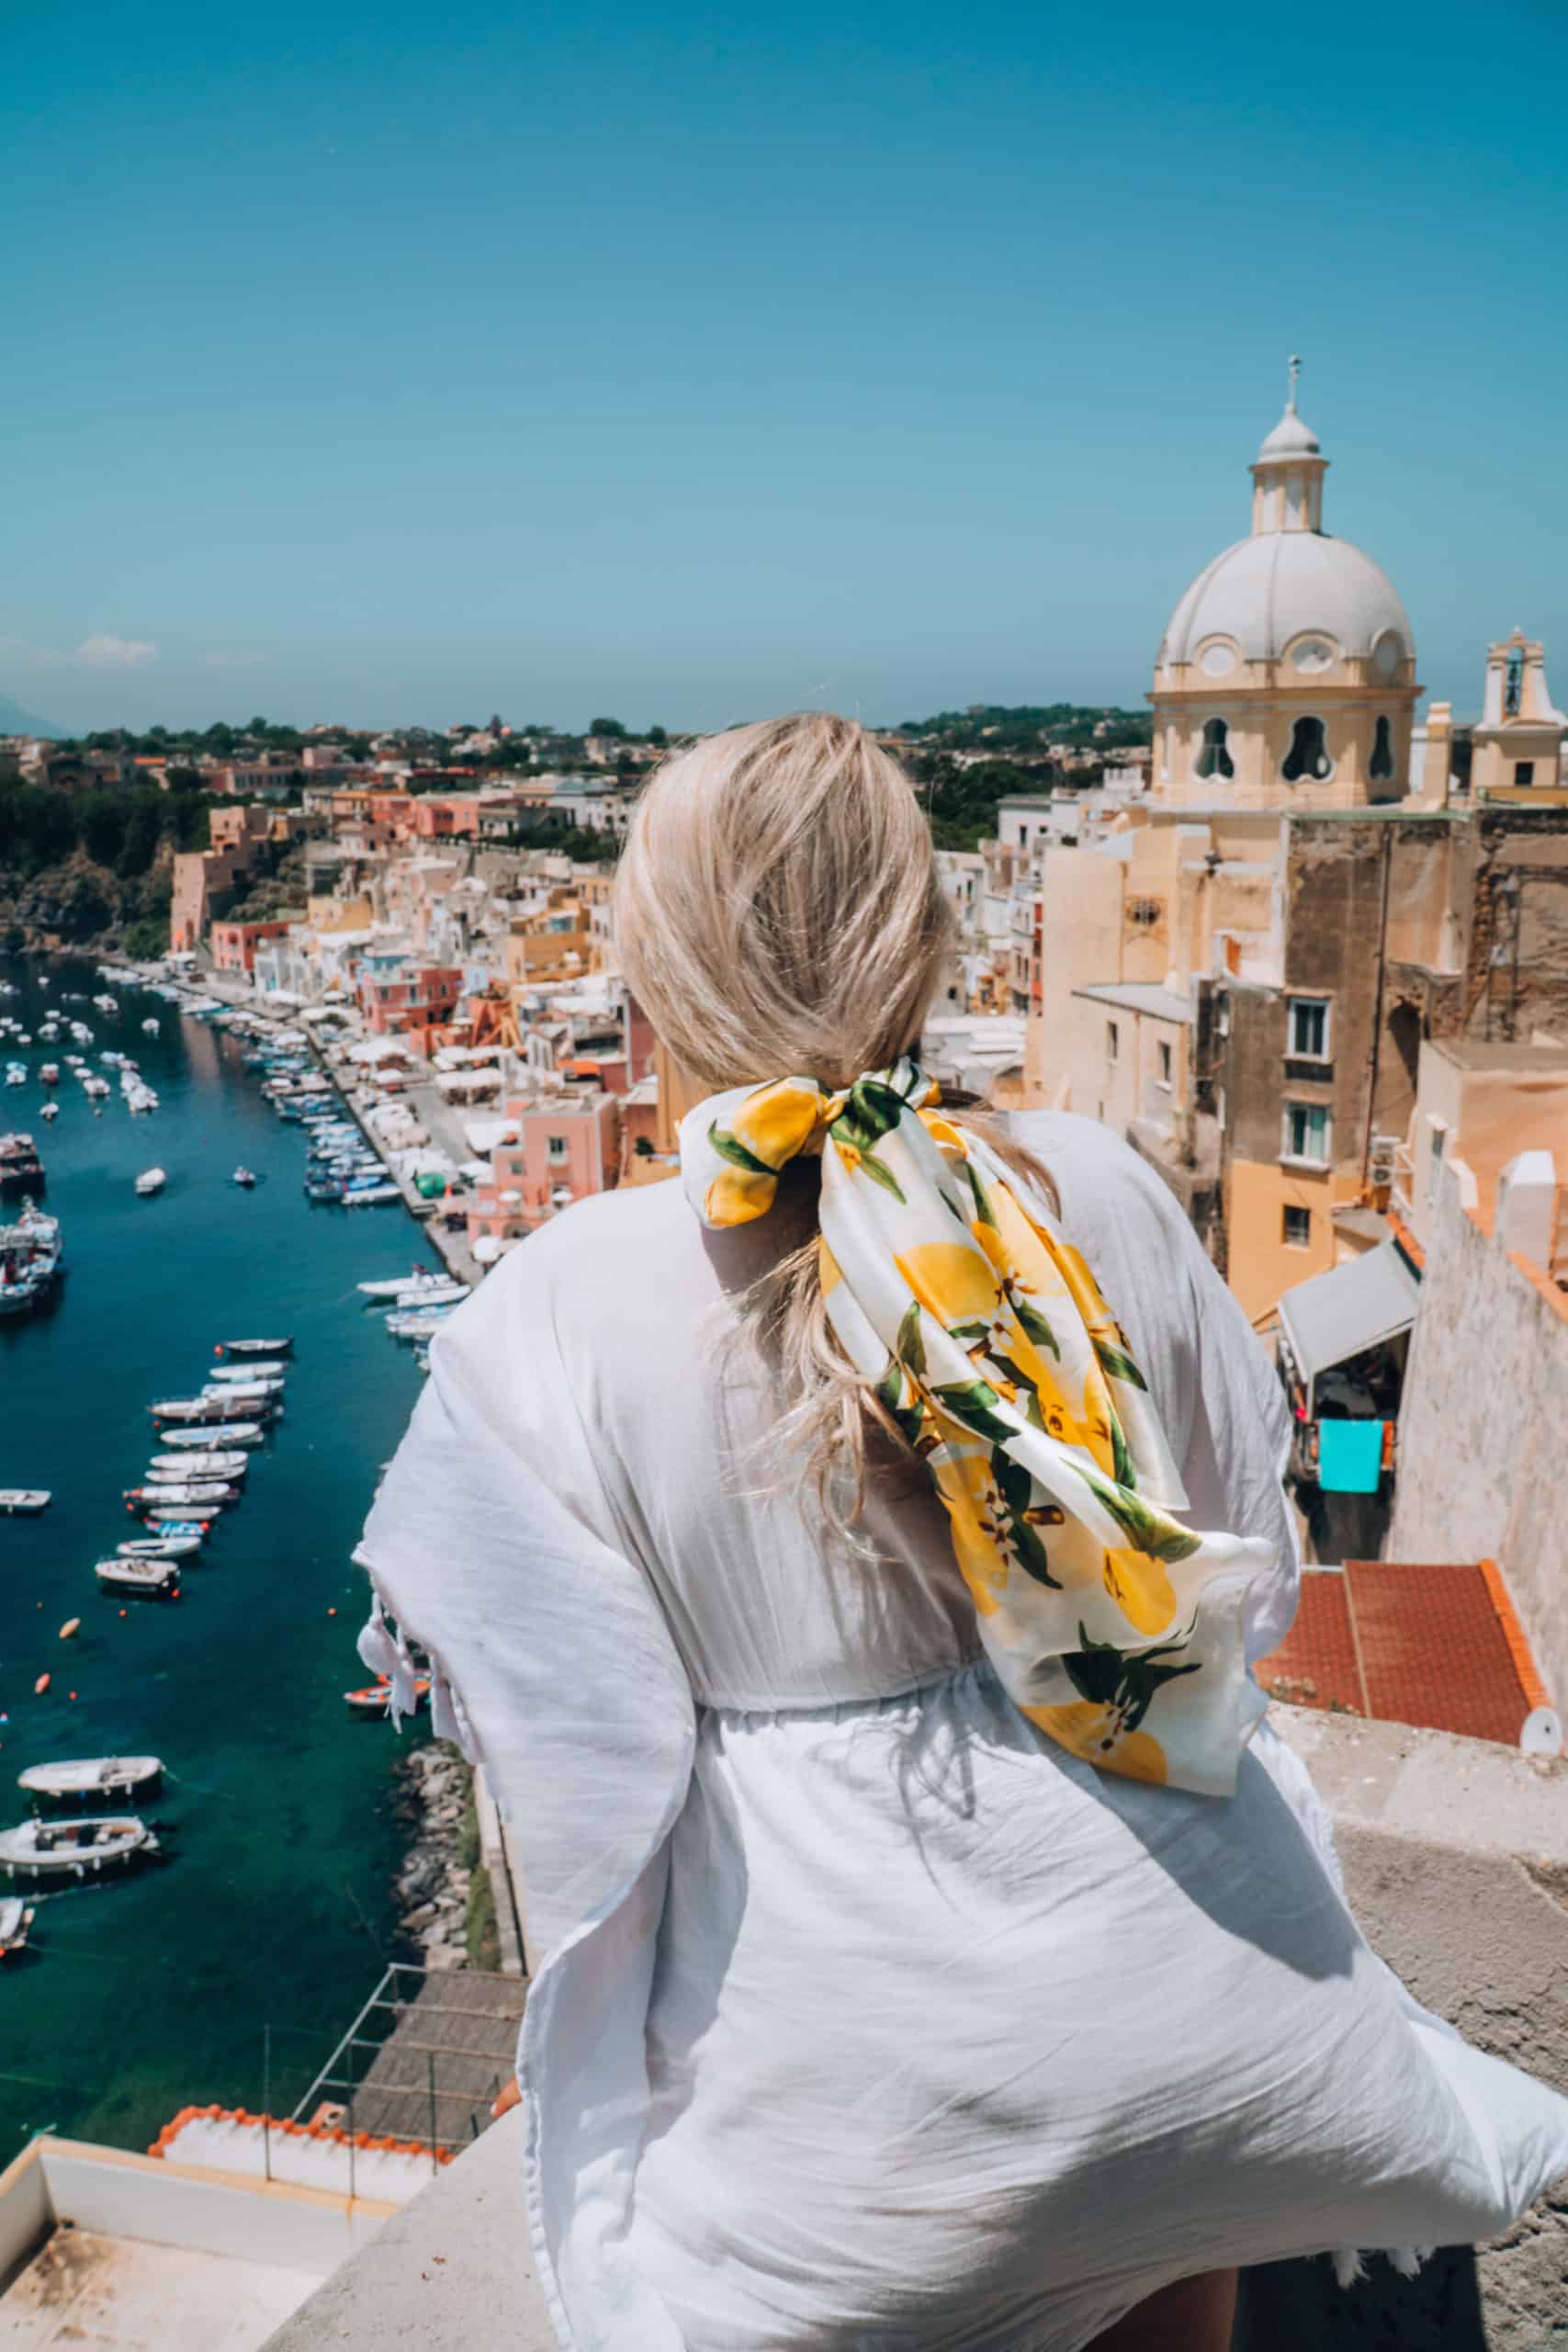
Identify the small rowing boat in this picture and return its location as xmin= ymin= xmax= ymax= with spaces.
xmin=207 ymin=1360 xmax=287 ymax=1383
xmin=148 ymin=1451 xmax=247 ymax=1479
xmin=0 ymin=1490 xmax=51 ymax=1515
xmin=0 ymin=1895 xmax=33 ymax=1957
xmin=218 ymin=1337 xmax=293 ymax=1356
xmin=344 ymin=1677 xmax=431 ymax=1716
xmin=118 ymin=1533 xmax=202 ymax=1560
xmin=0 ymin=1815 xmax=159 ymax=1882
xmin=96 ymin=1557 xmax=181 ymax=1595
xmin=156 ymin=1420 xmax=265 ymax=1448
xmin=18 ymin=1756 xmax=163 ymax=1804
xmin=124 ymin=1482 xmax=240 ymax=1508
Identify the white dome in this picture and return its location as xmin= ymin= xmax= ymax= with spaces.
xmin=1159 ymin=531 xmax=1412 ymax=668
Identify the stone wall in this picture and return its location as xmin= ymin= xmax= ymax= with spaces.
xmin=1391 ymin=1164 xmax=1568 ymax=1712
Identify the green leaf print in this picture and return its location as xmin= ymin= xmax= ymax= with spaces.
xmin=843 ymin=1077 xmax=909 ymax=1141
xmin=993 ymin=1453 xmax=1061 ymax=1587
xmin=1093 ymin=1339 xmax=1149 ymax=1393
xmin=874 ymin=1359 xmax=924 ymax=1449
xmin=707 ymin=1123 xmax=773 ymax=1174
xmin=896 ymin=1301 xmax=927 ymax=1378
xmin=1081 ymin=1468 xmax=1201 ymax=1564
xmin=1109 ymin=1408 xmax=1135 ymax=1494
xmin=847 ymin=1146 xmax=907 ymax=1204
xmin=931 ymin=1378 xmax=1016 ymax=1443
xmin=1013 ymin=1297 xmax=1061 ymax=1359
xmin=959 ymin=1157 xmax=998 ymax=1227
xmin=1064 ymin=1621 xmax=1201 ymax=1731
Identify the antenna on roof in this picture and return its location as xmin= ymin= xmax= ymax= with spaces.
xmin=1286 ymin=353 xmax=1302 ymax=413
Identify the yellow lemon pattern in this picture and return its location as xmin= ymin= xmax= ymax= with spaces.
xmin=681 ymin=1056 xmax=1270 ymax=1799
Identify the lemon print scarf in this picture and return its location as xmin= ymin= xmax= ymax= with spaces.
xmin=681 ymin=1059 xmax=1271 ymax=1797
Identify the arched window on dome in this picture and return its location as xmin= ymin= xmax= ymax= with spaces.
xmin=1370 ymin=717 xmax=1395 ymax=783
xmin=1195 ymin=718 xmax=1235 ymax=781
xmin=1282 ymin=717 xmax=1332 ymax=784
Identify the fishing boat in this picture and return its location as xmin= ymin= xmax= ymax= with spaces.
xmin=157 ymin=1419 xmax=265 ymax=1448
xmin=141 ymin=1017 xmax=160 ymax=1035
xmin=343 ymin=1182 xmax=401 ymax=1206
xmin=358 ymin=1270 xmax=448 ymax=1299
xmin=0 ymin=1490 xmax=51 ymax=1514
xmin=137 ymin=1515 xmax=209 ymax=1536
xmin=344 ymin=1676 xmax=431 ymax=1716
xmin=148 ymin=1451 xmax=247 ymax=1479
xmin=18 ymin=1756 xmax=163 ymax=1804
xmin=208 ymin=1360 xmax=287 ymax=1383
xmin=125 ymin=1482 xmax=240 ymax=1508
xmin=96 ymin=1555 xmax=181 ymax=1596
xmin=385 ymin=1308 xmax=454 ymax=1340
xmin=389 ymin=1280 xmax=467 ymax=1310
xmin=134 ymin=1168 xmax=167 ymax=1196
xmin=0 ymin=1133 xmax=45 ymax=1197
xmin=0 ymin=1896 xmax=33 ymax=1957
xmin=39 ymin=1102 xmax=58 ymax=1122
xmin=219 ymin=1337 xmax=293 ymax=1356
xmin=118 ymin=1533 xmax=202 ymax=1559
xmin=39 ymin=1064 xmax=59 ymax=1087
xmin=151 ymin=1395 xmax=279 ymax=1424
xmin=0 ymin=1815 xmax=159 ymax=1882
xmin=231 ymin=1167 xmax=258 ymax=1187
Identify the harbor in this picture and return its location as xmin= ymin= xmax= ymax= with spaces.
xmin=0 ymin=951 xmax=461 ymax=2166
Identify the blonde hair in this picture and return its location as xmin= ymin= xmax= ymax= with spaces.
xmin=613 ymin=712 xmax=1047 ymax=1518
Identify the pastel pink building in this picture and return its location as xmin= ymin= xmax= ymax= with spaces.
xmin=210 ymin=919 xmax=292 ymax=976
xmin=467 ymin=1091 xmax=620 ymax=1247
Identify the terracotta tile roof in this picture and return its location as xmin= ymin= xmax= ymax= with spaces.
xmin=1257 ymin=1558 xmax=1547 ymax=1747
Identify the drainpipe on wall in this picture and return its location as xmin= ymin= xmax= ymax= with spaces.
xmin=1360 ymin=827 xmax=1393 ymax=1199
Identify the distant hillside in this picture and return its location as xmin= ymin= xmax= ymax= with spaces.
xmin=896 ymin=703 xmax=1150 ymax=752
xmin=0 ymin=689 xmax=63 ymax=738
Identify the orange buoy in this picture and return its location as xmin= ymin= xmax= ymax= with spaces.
xmin=327 ymin=1606 xmax=337 ymax=1617
xmin=68 ymin=1690 xmax=77 ymax=1701
xmin=34 ymin=1673 xmax=50 ymax=1695
xmin=60 ymin=1618 xmax=80 ymax=1641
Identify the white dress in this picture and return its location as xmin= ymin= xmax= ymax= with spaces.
xmin=359 ymin=1112 xmax=1568 ymax=2352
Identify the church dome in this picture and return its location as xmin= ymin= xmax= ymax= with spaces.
xmin=1159 ymin=529 xmax=1412 ymax=667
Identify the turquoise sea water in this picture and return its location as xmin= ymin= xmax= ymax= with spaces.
xmin=0 ymin=953 xmax=440 ymax=2165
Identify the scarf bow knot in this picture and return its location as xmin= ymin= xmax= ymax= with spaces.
xmin=681 ymin=1058 xmax=1270 ymax=1798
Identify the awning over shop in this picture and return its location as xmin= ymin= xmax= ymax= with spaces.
xmin=1277 ymin=1239 xmax=1420 ymax=1404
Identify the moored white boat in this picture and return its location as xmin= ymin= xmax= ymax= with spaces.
xmin=358 ymin=1269 xmax=448 ymax=1299
xmin=134 ymin=1168 xmax=166 ymax=1196
xmin=207 ymin=1361 xmax=287 ymax=1383
xmin=118 ymin=1534 xmax=202 ymax=1559
xmin=389 ymin=1279 xmax=467 ymax=1309
xmin=151 ymin=1396 xmax=279 ymax=1423
xmin=218 ymin=1337 xmax=293 ymax=1356
xmin=0 ymin=1490 xmax=51 ymax=1514
xmin=96 ymin=1556 xmax=182 ymax=1595
xmin=155 ymin=1420 xmax=265 ymax=1447
xmin=18 ymin=1756 xmax=163 ymax=1804
xmin=125 ymin=1482 xmax=240 ymax=1508
xmin=148 ymin=1451 xmax=247 ymax=1479
xmin=0 ymin=1815 xmax=158 ymax=1881
xmin=0 ymin=1895 xmax=33 ymax=1956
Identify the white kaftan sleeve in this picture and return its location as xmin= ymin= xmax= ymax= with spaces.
xmin=355 ymin=1267 xmax=696 ymax=2348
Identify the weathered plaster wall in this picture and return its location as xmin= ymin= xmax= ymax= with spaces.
xmin=1392 ymin=1168 xmax=1568 ymax=1712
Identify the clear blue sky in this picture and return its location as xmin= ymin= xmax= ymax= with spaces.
xmin=6 ymin=0 xmax=1566 ymax=735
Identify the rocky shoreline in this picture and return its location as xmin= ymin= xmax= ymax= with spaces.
xmin=390 ymin=1740 xmax=479 ymax=1973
